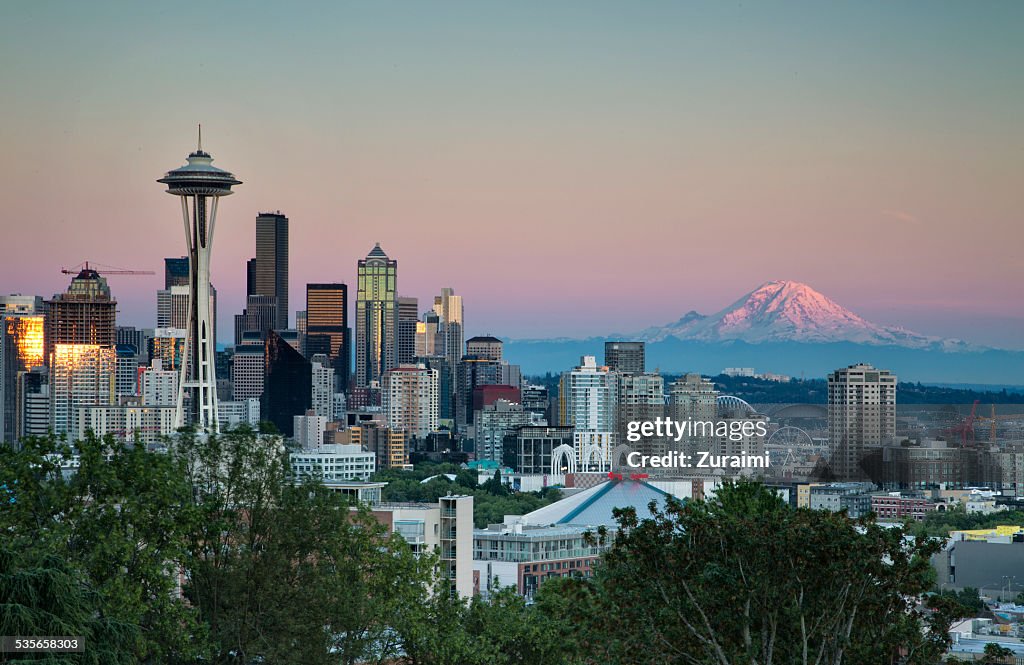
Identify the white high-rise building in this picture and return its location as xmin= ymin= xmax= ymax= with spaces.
xmin=559 ymin=356 xmax=617 ymax=471
xmin=50 ymin=343 xmax=115 ymax=438
xmin=382 ymin=363 xmax=439 ymax=439
xmin=294 ymin=410 xmax=329 ymax=450
xmin=231 ymin=345 xmax=265 ymax=401
xmin=140 ymin=359 xmax=179 ymax=406
xmin=310 ymin=353 xmax=335 ymax=421
xmin=828 ymin=363 xmax=897 ymax=480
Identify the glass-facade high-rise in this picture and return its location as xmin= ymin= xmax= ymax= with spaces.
xmin=262 ymin=330 xmax=311 ymax=437
xmin=355 ymin=244 xmax=397 ymax=388
xmin=306 ymin=283 xmax=350 ymax=390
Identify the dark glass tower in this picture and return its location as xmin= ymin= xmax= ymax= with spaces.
xmin=262 ymin=329 xmax=311 ymax=437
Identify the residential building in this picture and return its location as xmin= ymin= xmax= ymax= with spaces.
xmin=49 ymin=343 xmax=115 ymax=438
xmin=382 ymin=364 xmax=439 ymax=439
xmin=559 ymin=356 xmax=617 ymax=472
xmin=828 ymin=363 xmax=897 ymax=481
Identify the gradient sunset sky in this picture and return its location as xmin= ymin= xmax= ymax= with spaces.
xmin=1 ymin=2 xmax=1021 ymax=346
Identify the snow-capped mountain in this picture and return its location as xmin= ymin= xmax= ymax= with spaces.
xmin=636 ymin=280 xmax=968 ymax=350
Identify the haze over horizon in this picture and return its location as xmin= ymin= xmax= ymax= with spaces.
xmin=1 ymin=2 xmax=1021 ymax=348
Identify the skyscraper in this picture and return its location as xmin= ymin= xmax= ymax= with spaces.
xmin=415 ymin=311 xmax=441 ymax=358
xmin=306 ymin=283 xmax=350 ymax=390
xmin=45 ymin=268 xmax=117 ymax=365
xmin=382 ymin=363 xmax=439 ymax=440
xmin=50 ymin=343 xmax=115 ymax=437
xmin=617 ymin=372 xmax=666 ymax=459
xmin=262 ymin=330 xmax=312 ymax=437
xmin=355 ymin=243 xmax=397 ymax=388
xmin=1 ymin=295 xmax=45 ymax=444
xmin=828 ymin=363 xmax=897 ymax=481
xmin=604 ymin=341 xmax=645 ymax=374
xmin=255 ymin=212 xmax=289 ymax=330
xmin=158 ymin=135 xmax=241 ymax=431
xmin=669 ymin=373 xmax=718 ymax=455
xmin=397 ymin=296 xmax=419 ymax=365
xmin=559 ymin=356 xmax=617 ymax=472
xmin=433 ymin=288 xmax=463 ymax=373
xmin=164 ymin=256 xmax=189 ymax=289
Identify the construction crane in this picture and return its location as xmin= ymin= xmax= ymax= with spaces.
xmin=977 ymin=404 xmax=1024 ymax=442
xmin=945 ymin=400 xmax=980 ymax=447
xmin=61 ymin=261 xmax=155 ymax=276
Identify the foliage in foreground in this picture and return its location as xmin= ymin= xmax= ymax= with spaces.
xmin=1 ymin=433 xmax=971 ymax=664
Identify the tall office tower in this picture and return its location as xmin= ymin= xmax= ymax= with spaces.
xmin=262 ymin=330 xmax=311 ymax=437
xmin=45 ymin=268 xmax=117 ymax=365
xmin=559 ymin=356 xmax=618 ymax=472
xmin=382 ymin=363 xmax=439 ymax=440
xmin=254 ymin=212 xmax=289 ymax=330
xmin=604 ymin=341 xmax=645 ymax=374
xmin=246 ymin=258 xmax=257 ymax=297
xmin=669 ymin=373 xmax=718 ymax=455
xmin=355 ymin=244 xmax=398 ymax=387
xmin=305 ymin=283 xmax=350 ymax=390
xmin=432 ymin=288 xmax=463 ymax=372
xmin=455 ymin=356 xmax=503 ymax=430
xmin=415 ymin=311 xmax=441 ymax=358
xmin=164 ymin=256 xmax=189 ymax=288
xmin=416 ymin=355 xmax=454 ymax=423
xmin=234 ymin=295 xmax=278 ymax=345
xmin=17 ymin=367 xmax=49 ymax=440
xmin=828 ymin=363 xmax=897 ymax=481
xmin=158 ymin=284 xmax=216 ymax=346
xmin=140 ymin=359 xmax=179 ymax=406
xmin=396 ymin=297 xmax=419 ymax=365
xmin=158 ymin=137 xmax=241 ymax=432
xmin=50 ymin=343 xmax=115 ymax=437
xmin=310 ymin=353 xmax=335 ymax=420
xmin=115 ymin=344 xmax=139 ymax=398
xmin=1 ymin=296 xmax=45 ymax=444
xmin=521 ymin=384 xmax=550 ymax=424
xmin=618 ymin=373 xmax=666 ymax=459
xmin=466 ymin=336 xmax=502 ymax=362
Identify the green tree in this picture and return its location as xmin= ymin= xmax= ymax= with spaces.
xmin=0 ymin=432 xmax=203 ymax=662
xmin=983 ymin=642 xmax=1015 ymax=664
xmin=0 ymin=545 xmax=136 ymax=665
xmin=176 ymin=425 xmax=432 ymax=665
xmin=558 ymin=479 xmax=959 ymax=665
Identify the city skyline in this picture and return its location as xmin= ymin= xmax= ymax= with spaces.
xmin=1 ymin=2 xmax=1022 ymax=347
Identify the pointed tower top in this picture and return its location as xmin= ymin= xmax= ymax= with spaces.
xmin=198 ymin=123 xmax=202 ymax=152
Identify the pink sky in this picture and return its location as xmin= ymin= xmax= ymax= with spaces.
xmin=0 ymin=3 xmax=1021 ymax=347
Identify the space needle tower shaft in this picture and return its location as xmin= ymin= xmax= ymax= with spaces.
xmin=157 ymin=129 xmax=241 ymax=431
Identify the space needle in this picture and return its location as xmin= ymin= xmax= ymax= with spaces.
xmin=158 ymin=129 xmax=241 ymax=432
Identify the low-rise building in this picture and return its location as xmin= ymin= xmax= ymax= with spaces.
xmin=473 ymin=521 xmax=608 ymax=600
xmin=290 ymin=443 xmax=375 ymax=481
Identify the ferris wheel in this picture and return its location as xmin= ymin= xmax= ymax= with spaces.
xmin=766 ymin=426 xmax=822 ymax=469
